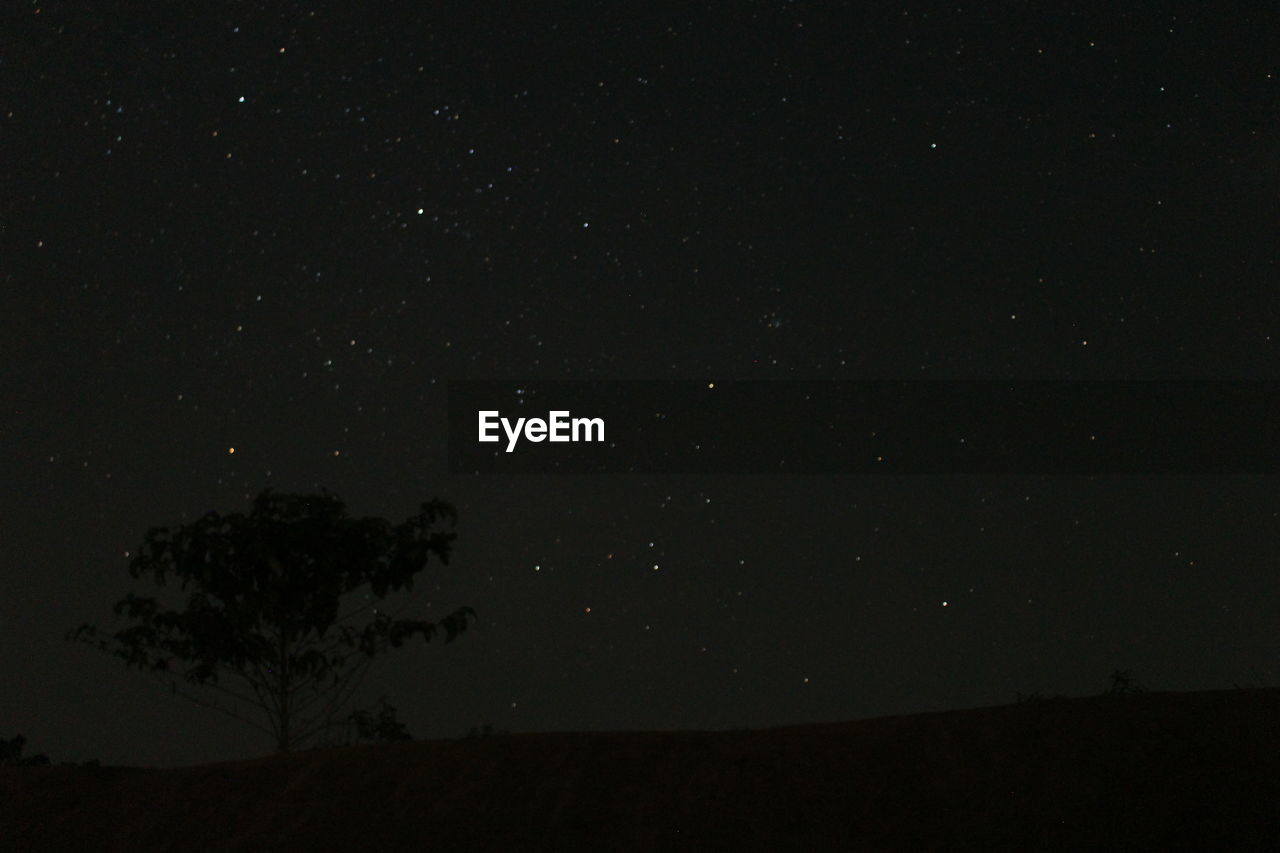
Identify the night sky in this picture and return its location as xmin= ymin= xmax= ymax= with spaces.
xmin=4 ymin=3 xmax=1277 ymax=768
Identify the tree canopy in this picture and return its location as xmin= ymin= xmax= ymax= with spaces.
xmin=68 ymin=489 xmax=476 ymax=753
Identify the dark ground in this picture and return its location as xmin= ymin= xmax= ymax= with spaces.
xmin=2 ymin=688 xmax=1277 ymax=852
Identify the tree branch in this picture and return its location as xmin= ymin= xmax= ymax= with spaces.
xmin=293 ymin=654 xmax=375 ymax=744
xmin=146 ymin=671 xmax=275 ymax=738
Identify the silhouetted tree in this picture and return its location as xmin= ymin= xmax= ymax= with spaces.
xmin=68 ymin=489 xmax=477 ymax=754
xmin=346 ymin=695 xmax=413 ymax=744
xmin=0 ymin=734 xmax=50 ymax=767
xmin=1103 ymin=668 xmax=1147 ymax=696
xmin=306 ymin=695 xmax=414 ymax=750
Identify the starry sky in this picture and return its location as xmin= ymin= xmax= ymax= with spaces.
xmin=3 ymin=3 xmax=1278 ymax=768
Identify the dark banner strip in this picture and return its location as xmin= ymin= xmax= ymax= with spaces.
xmin=447 ymin=381 xmax=1278 ymax=474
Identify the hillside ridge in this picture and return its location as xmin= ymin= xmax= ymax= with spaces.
xmin=3 ymin=688 xmax=1277 ymax=851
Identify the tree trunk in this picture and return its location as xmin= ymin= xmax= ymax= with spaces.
xmin=277 ymin=629 xmax=291 ymax=752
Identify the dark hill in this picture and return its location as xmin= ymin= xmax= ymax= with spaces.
xmin=2 ymin=688 xmax=1277 ymax=851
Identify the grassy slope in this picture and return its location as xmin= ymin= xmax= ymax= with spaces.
xmin=2 ymin=688 xmax=1277 ymax=852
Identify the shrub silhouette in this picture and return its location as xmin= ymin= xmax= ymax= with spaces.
xmin=319 ymin=695 xmax=414 ymax=747
xmin=349 ymin=697 xmax=413 ymax=743
xmin=464 ymin=723 xmax=510 ymax=739
xmin=1103 ymin=668 xmax=1147 ymax=696
xmin=67 ymin=488 xmax=477 ymax=754
xmin=0 ymin=734 xmax=50 ymax=767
